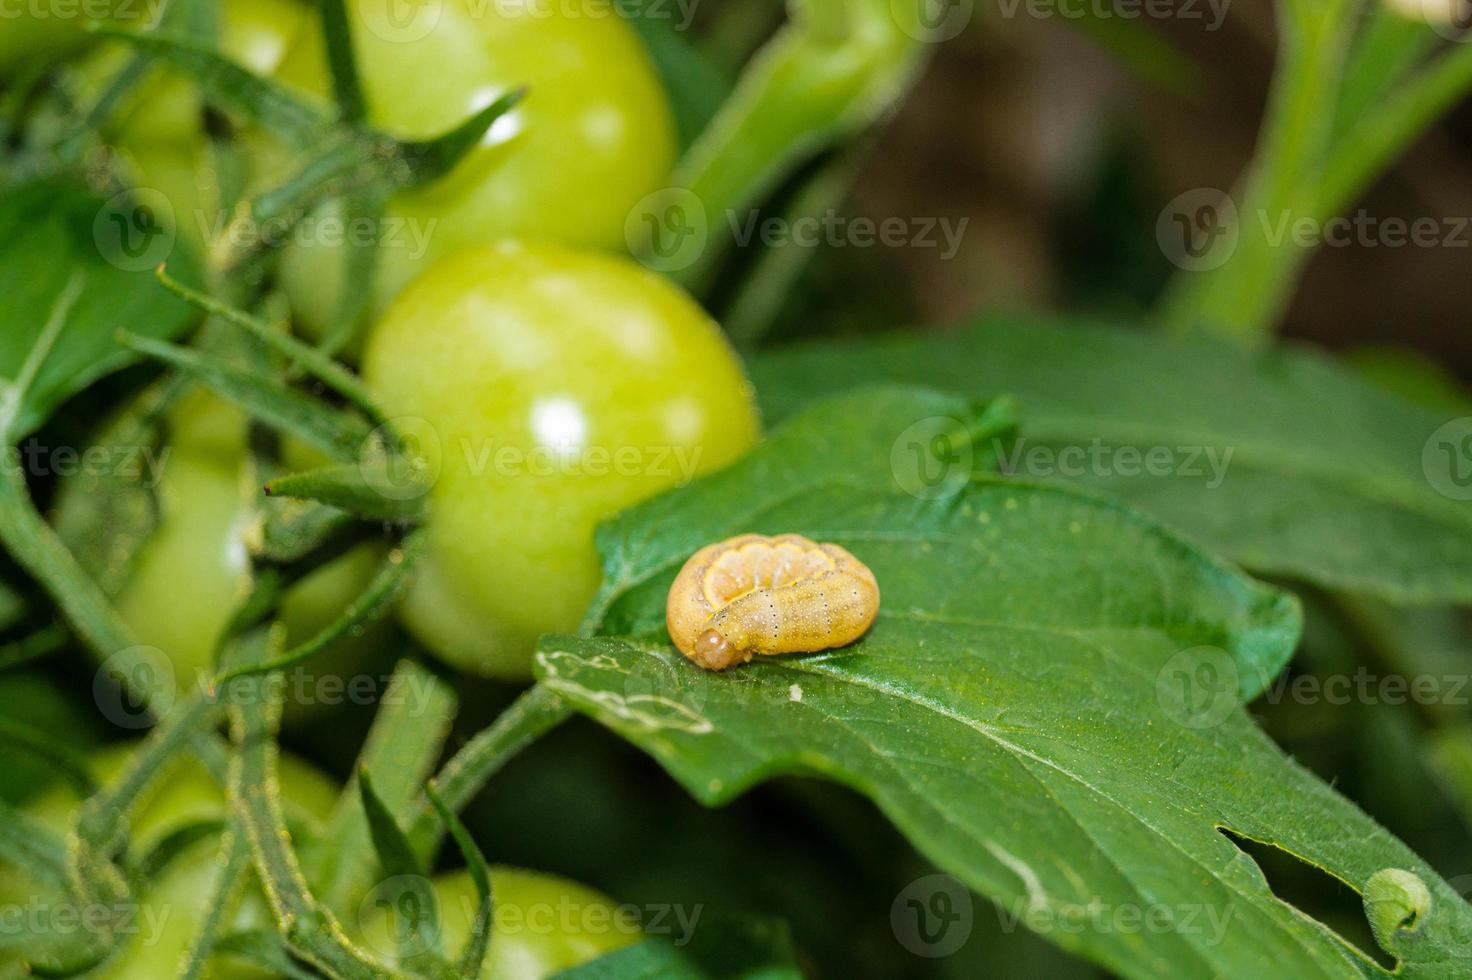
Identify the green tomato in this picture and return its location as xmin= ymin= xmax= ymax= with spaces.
xmin=359 ymin=867 xmax=641 ymax=979
xmin=269 ymin=0 xmax=676 ymax=342
xmin=0 ymin=743 xmax=338 ymax=979
xmin=362 ymin=242 xmax=760 ymax=677
xmin=113 ymin=440 xmax=254 ymax=682
xmin=113 ymin=398 xmax=389 ymax=715
xmin=78 ymin=0 xmax=308 ymax=253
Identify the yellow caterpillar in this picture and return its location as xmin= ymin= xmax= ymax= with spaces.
xmin=665 ymin=533 xmax=881 ymax=670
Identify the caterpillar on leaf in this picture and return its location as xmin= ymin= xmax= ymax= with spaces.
xmin=666 ymin=533 xmax=880 ymax=670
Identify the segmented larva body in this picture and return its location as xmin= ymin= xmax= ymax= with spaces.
xmin=666 ymin=533 xmax=880 ymax=670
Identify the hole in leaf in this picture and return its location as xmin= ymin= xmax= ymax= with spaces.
xmin=1218 ymin=828 xmax=1396 ymax=970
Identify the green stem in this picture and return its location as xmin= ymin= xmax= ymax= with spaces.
xmin=179 ymin=826 xmax=253 ymax=980
xmin=1158 ymin=1 xmax=1356 ymax=342
xmin=1319 ymin=41 xmax=1472 ymax=217
xmin=0 ymin=458 xmax=151 ymax=696
xmin=406 ymin=683 xmax=571 ymax=861
xmin=213 ymin=535 xmax=419 ymax=685
xmin=652 ymin=0 xmax=928 ymax=294
xmin=228 ymin=662 xmax=400 ymax=980
xmin=154 ymin=266 xmax=387 ymax=426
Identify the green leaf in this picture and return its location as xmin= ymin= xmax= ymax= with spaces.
xmin=119 ymin=332 xmax=372 ymax=461
xmin=553 ymin=911 xmax=802 ymax=980
xmin=425 ymin=782 xmax=494 ymax=980
xmin=394 ymin=88 xmax=526 ymax=188
xmin=584 ymin=386 xmax=1287 ymax=694
xmin=751 ymin=318 xmax=1472 ymax=606
xmin=154 ymin=266 xmax=384 ymax=423
xmin=252 ymin=497 xmax=356 ymax=564
xmin=96 ymin=28 xmax=329 ymax=145
xmin=0 ymin=181 xmax=201 ymax=439
xmin=264 ymin=462 xmax=428 ymax=523
xmin=214 ymin=536 xmax=418 ymax=685
xmin=535 ymin=390 xmax=1472 ymax=979
xmin=358 ymin=768 xmax=444 ymax=971
xmin=0 ymin=799 xmax=69 ymax=885
xmin=311 ymin=660 xmax=457 ymax=916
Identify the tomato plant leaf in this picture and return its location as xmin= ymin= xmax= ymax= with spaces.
xmin=120 ymin=332 xmax=372 ymax=461
xmin=311 ymin=660 xmax=457 ymax=917
xmin=393 ymin=88 xmax=525 ymax=189
xmin=264 ymin=463 xmax=428 ymax=523
xmin=425 ymin=782 xmax=494 ymax=980
xmin=95 ymin=28 xmax=329 ymax=146
xmin=582 ymin=386 xmax=1288 ymax=695
xmin=0 ymin=181 xmax=200 ymax=440
xmin=536 ymin=387 xmax=1472 ymax=979
xmin=752 ymin=318 xmax=1472 ymax=606
xmin=154 ymin=266 xmax=383 ymax=422
xmin=358 ymin=767 xmax=444 ymax=970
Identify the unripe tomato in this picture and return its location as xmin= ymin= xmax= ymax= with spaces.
xmin=112 ymin=396 xmax=389 ymax=715
xmin=76 ymin=0 xmax=309 ymax=253
xmin=362 ymin=242 xmax=760 ymax=677
xmin=359 ymin=867 xmax=641 ymax=979
xmin=269 ymin=0 xmax=676 ymax=342
xmin=0 ymin=744 xmax=338 ymax=979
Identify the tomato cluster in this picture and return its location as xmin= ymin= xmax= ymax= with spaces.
xmin=30 ymin=0 xmax=761 ymax=678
